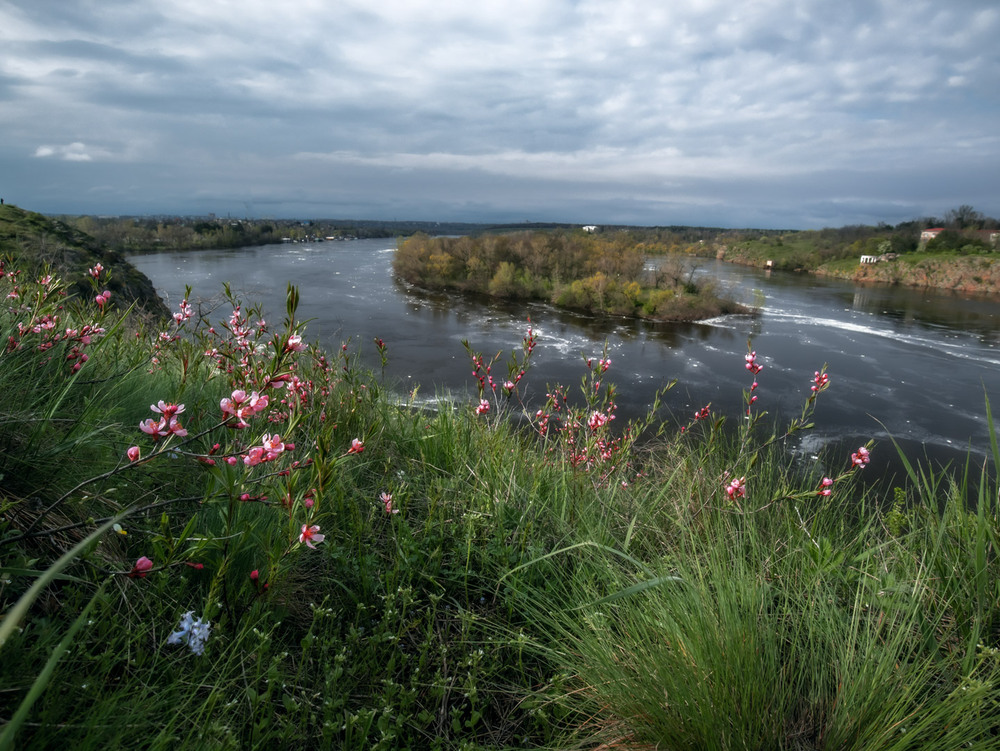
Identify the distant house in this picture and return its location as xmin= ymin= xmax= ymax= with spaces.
xmin=859 ymin=254 xmax=880 ymax=265
xmin=582 ymin=225 xmax=598 ymax=233
xmin=921 ymin=228 xmax=999 ymax=248
xmin=973 ymin=230 xmax=1000 ymax=247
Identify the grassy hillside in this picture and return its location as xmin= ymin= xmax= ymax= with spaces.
xmin=0 ymin=203 xmax=168 ymax=318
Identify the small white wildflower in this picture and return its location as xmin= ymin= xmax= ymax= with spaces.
xmin=166 ymin=611 xmax=211 ymax=655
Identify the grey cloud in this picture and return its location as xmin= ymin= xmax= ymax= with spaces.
xmin=1 ymin=0 xmax=998 ymax=227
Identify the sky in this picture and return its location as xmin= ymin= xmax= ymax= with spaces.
xmin=1 ymin=0 xmax=998 ymax=229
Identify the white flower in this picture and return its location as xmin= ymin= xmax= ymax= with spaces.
xmin=167 ymin=611 xmax=211 ymax=655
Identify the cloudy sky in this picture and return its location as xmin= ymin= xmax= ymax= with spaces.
xmin=1 ymin=0 xmax=998 ymax=228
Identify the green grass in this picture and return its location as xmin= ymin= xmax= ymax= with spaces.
xmin=2 ymin=262 xmax=999 ymax=750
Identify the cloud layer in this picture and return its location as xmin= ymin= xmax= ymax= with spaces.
xmin=1 ymin=0 xmax=998 ymax=227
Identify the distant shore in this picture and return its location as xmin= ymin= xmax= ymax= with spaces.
xmin=714 ymin=246 xmax=1000 ymax=297
xmin=815 ymin=254 xmax=1000 ymax=296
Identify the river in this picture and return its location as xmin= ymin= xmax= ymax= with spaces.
xmin=129 ymin=239 xmax=1000 ymax=488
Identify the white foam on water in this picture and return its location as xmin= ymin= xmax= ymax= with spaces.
xmin=764 ymin=309 xmax=1000 ymax=368
xmin=525 ymin=325 xmax=592 ymax=356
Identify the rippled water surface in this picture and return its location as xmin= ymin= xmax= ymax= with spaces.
xmin=131 ymin=239 xmax=1000 ymax=483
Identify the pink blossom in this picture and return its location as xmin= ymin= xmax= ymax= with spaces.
xmin=88 ymin=263 xmax=104 ymax=278
xmin=475 ymin=399 xmax=490 ymax=415
xmin=127 ymin=445 xmax=141 ymax=462
xmin=745 ymin=350 xmax=762 ymax=375
xmin=151 ymin=401 xmax=185 ymax=418
xmin=818 ymin=477 xmax=834 ymax=496
xmin=851 ymin=446 xmax=871 ymax=468
xmin=139 ymin=417 xmax=168 ymax=438
xmin=347 ymin=438 xmax=364 ymax=454
xmin=243 ymin=447 xmax=266 ymax=466
xmin=285 ymin=334 xmax=307 ymax=352
xmin=299 ymin=524 xmax=325 ymax=549
xmin=95 ymin=290 xmax=111 ymax=307
xmin=725 ymin=477 xmax=746 ymax=500
xmin=262 ymin=433 xmax=286 ymax=460
xmin=588 ymin=410 xmax=609 ymax=430
xmin=165 ymin=417 xmax=187 ymax=438
xmin=380 ymin=491 xmax=399 ymax=515
xmin=129 ymin=556 xmax=153 ymax=578
xmin=694 ymin=405 xmax=711 ymax=421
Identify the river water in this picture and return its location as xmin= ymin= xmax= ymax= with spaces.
xmin=130 ymin=239 xmax=1000 ymax=487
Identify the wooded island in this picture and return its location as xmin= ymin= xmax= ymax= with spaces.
xmin=393 ymin=230 xmax=748 ymax=322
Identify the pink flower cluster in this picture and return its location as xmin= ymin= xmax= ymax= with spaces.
xmin=380 ymin=491 xmax=399 ymax=515
xmin=220 ymin=388 xmax=270 ymax=428
xmin=475 ymin=399 xmax=490 ymax=415
xmin=470 ymin=353 xmax=495 ymax=395
xmin=139 ymin=401 xmax=188 ymax=440
xmin=172 ymin=298 xmax=194 ymax=326
xmin=203 ymin=305 xmax=261 ymax=377
xmin=11 ymin=316 xmax=106 ymax=373
xmin=726 ymin=476 xmax=746 ymax=500
xmin=95 ymin=290 xmax=111 ymax=308
xmin=817 ymin=476 xmax=834 ymax=496
xmin=587 ymin=410 xmax=611 ymax=430
xmin=851 ymin=446 xmax=871 ymax=468
xmin=743 ymin=351 xmax=763 ymax=414
xmin=238 ymin=434 xmax=293 ymax=467
xmin=811 ymin=371 xmax=830 ymax=393
xmin=587 ymin=356 xmax=612 ymax=373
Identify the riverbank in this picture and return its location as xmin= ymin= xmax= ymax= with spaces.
xmin=3 ymin=251 xmax=1000 ymax=748
xmin=712 ymin=231 xmax=1000 ymax=295
xmin=815 ymin=252 xmax=1000 ymax=295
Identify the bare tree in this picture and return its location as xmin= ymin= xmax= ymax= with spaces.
xmin=944 ymin=205 xmax=984 ymax=230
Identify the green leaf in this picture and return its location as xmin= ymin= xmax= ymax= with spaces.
xmin=0 ymin=567 xmax=87 ymax=584
xmin=570 ymin=575 xmax=686 ymax=611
